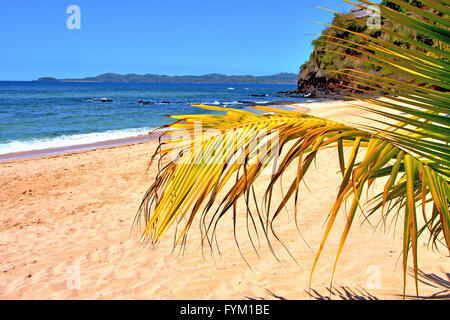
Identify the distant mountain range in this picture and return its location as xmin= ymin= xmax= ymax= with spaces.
xmin=36 ymin=72 xmax=298 ymax=84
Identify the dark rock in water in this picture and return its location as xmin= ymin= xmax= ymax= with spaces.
xmin=137 ymin=100 xmax=151 ymax=105
xmin=264 ymin=100 xmax=299 ymax=106
xmin=160 ymin=101 xmax=171 ymax=104
xmin=249 ymin=94 xmax=268 ymax=97
xmin=238 ymin=100 xmax=255 ymax=105
xmin=99 ymin=98 xmax=113 ymax=102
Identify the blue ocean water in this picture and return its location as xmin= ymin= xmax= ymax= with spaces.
xmin=0 ymin=81 xmax=315 ymax=155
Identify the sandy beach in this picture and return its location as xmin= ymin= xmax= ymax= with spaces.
xmin=0 ymin=100 xmax=448 ymax=300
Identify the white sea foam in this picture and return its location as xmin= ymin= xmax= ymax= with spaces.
xmin=0 ymin=127 xmax=156 ymax=155
xmin=253 ymin=101 xmax=270 ymax=104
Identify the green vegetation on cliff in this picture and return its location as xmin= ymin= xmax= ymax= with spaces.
xmin=296 ymin=0 xmax=448 ymax=98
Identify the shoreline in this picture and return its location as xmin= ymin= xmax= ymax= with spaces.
xmin=0 ymin=134 xmax=157 ymax=162
xmin=0 ymin=103 xmax=311 ymax=163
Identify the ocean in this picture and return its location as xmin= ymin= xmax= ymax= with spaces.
xmin=0 ymin=81 xmax=317 ymax=157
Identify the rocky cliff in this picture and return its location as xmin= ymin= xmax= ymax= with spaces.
xmin=288 ymin=1 xmax=441 ymax=99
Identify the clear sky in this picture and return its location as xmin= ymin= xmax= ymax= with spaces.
xmin=1 ymin=0 xmax=355 ymax=80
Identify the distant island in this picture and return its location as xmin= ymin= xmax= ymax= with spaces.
xmin=36 ymin=72 xmax=298 ymax=84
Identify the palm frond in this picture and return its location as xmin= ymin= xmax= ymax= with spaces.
xmin=136 ymin=0 xmax=450 ymax=296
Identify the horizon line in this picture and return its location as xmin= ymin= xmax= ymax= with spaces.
xmin=0 ymin=71 xmax=299 ymax=82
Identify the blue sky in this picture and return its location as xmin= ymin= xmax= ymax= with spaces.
xmin=0 ymin=0 xmax=355 ymax=80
